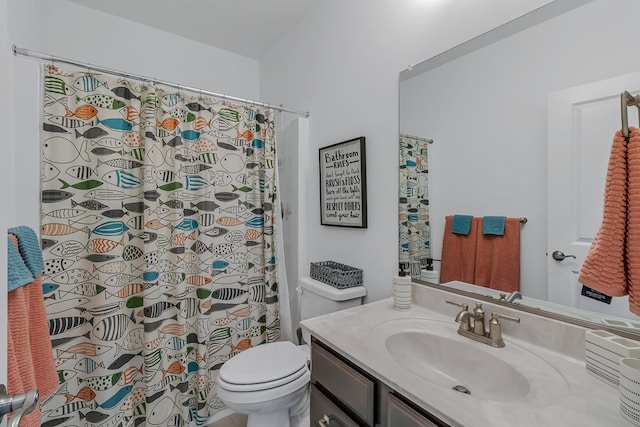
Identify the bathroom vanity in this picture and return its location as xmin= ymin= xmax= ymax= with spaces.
xmin=301 ymin=283 xmax=632 ymax=427
xmin=310 ymin=337 xmax=449 ymax=426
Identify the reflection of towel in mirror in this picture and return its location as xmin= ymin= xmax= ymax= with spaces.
xmin=451 ymin=214 xmax=473 ymax=235
xmin=482 ymin=216 xmax=506 ymax=236
xmin=629 ymin=128 xmax=640 ymax=315
xmin=579 ymin=127 xmax=640 ymax=315
xmin=7 ymin=229 xmax=59 ymax=427
xmin=440 ymin=215 xmax=479 ymax=284
xmin=578 ymin=130 xmax=631 ymax=300
xmin=474 ymin=217 xmax=520 ymax=293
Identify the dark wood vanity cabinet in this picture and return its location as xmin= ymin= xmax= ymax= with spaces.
xmin=310 ymin=337 xmax=451 ymax=427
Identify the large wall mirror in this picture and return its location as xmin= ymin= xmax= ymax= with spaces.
xmin=400 ymin=0 xmax=640 ymax=335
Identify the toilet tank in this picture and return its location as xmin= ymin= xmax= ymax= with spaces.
xmin=298 ymin=276 xmax=366 ymax=321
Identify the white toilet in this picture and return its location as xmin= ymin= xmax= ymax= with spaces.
xmin=216 ymin=277 xmax=366 ymax=427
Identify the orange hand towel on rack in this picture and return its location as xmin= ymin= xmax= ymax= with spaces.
xmin=7 ymin=233 xmax=59 ymax=427
xmin=474 ymin=217 xmax=521 ymax=293
xmin=440 ymin=215 xmax=479 ymax=284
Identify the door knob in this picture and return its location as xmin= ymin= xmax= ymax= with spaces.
xmin=552 ymin=250 xmax=576 ymax=261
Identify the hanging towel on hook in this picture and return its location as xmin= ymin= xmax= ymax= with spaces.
xmin=578 ymin=128 xmax=638 ymax=312
xmin=7 ymin=227 xmax=59 ymax=427
xmin=628 ymin=128 xmax=640 ymax=314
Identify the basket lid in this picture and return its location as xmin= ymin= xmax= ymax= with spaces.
xmin=299 ymin=277 xmax=366 ymax=301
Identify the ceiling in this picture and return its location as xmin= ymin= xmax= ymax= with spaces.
xmin=67 ymin=0 xmax=316 ymax=60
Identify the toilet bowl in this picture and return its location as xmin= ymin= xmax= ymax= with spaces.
xmin=216 ymin=277 xmax=366 ymax=426
xmin=216 ymin=341 xmax=310 ymax=427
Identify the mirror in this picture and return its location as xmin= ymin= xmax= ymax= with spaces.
xmin=399 ymin=0 xmax=640 ymax=335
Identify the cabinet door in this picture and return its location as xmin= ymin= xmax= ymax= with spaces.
xmin=311 ymin=341 xmax=375 ymax=425
xmin=387 ymin=393 xmax=448 ymax=427
xmin=311 ymin=384 xmax=361 ymax=427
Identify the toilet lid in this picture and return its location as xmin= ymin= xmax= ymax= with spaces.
xmin=219 ymin=341 xmax=308 ymax=386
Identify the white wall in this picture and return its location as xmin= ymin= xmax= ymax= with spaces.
xmin=7 ymin=0 xmax=261 ymax=231
xmin=400 ymin=0 xmax=640 ymax=299
xmin=4 ymin=0 xmax=608 ymax=315
xmin=0 ymin=0 xmax=12 ymax=389
xmin=260 ymin=0 xmax=558 ymax=303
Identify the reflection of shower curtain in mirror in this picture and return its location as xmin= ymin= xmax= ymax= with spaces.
xmin=39 ymin=65 xmax=280 ymax=425
xmin=399 ymin=134 xmax=431 ymax=277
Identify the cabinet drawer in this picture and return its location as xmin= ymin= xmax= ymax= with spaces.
xmin=387 ymin=393 xmax=449 ymax=427
xmin=311 ymin=342 xmax=375 ymax=425
xmin=311 ymin=384 xmax=361 ymax=427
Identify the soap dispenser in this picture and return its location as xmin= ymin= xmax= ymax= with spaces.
xmin=393 ymin=264 xmax=412 ymax=311
xmin=420 ymin=258 xmax=440 ymax=284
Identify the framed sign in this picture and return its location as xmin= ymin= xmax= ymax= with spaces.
xmin=319 ymin=136 xmax=367 ymax=228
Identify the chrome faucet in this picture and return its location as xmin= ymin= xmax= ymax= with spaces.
xmin=0 ymin=385 xmax=39 ymax=427
xmin=446 ymin=299 xmax=520 ymax=348
xmin=499 ymin=291 xmax=522 ymax=303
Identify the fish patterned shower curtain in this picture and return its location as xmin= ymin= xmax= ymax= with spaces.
xmin=399 ymin=134 xmax=431 ymax=277
xmin=39 ymin=65 xmax=280 ymax=427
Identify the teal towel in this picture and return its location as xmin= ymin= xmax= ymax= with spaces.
xmin=483 ymin=216 xmax=506 ymax=235
xmin=7 ymin=237 xmax=34 ymax=291
xmin=7 ymin=226 xmax=44 ymax=291
xmin=452 ymin=215 xmax=473 ymax=235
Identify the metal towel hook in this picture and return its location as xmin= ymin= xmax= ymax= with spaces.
xmin=621 ymin=91 xmax=640 ymax=138
xmin=0 ymin=384 xmax=39 ymax=427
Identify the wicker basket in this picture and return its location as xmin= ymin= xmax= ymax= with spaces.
xmin=310 ymin=261 xmax=363 ymax=289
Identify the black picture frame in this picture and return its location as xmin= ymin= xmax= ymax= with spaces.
xmin=319 ymin=136 xmax=367 ymax=228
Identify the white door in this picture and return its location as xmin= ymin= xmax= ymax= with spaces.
xmin=548 ymin=72 xmax=640 ymax=320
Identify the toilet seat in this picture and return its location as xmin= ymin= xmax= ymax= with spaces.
xmin=218 ymin=341 xmax=309 ymax=392
xmin=218 ymin=365 xmax=308 ymax=392
xmin=217 ymin=366 xmax=310 ymax=406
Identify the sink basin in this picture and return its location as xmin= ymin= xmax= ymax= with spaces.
xmin=386 ymin=330 xmax=530 ymax=401
xmin=370 ymin=318 xmax=569 ymax=406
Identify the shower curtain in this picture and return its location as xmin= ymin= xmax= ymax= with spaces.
xmin=399 ymin=134 xmax=431 ymax=277
xmin=39 ymin=65 xmax=280 ymax=426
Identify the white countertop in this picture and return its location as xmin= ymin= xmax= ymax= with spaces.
xmin=301 ymin=283 xmax=631 ymax=427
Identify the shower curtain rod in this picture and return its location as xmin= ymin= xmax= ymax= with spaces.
xmin=12 ymin=45 xmax=310 ymax=118
xmin=400 ymin=133 xmax=434 ymax=144
xmin=621 ymin=90 xmax=639 ymax=138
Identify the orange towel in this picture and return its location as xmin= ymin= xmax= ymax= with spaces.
xmin=474 ymin=217 xmax=521 ymax=293
xmin=440 ymin=215 xmax=479 ymax=284
xmin=578 ymin=129 xmax=629 ymax=297
xmin=7 ymin=235 xmax=59 ymax=427
xmin=627 ymin=128 xmax=640 ymax=315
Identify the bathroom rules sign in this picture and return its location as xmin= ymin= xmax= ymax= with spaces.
xmin=319 ymin=136 xmax=368 ymax=228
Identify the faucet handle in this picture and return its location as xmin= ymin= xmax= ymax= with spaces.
xmin=445 ymin=299 xmax=468 ymax=311
xmin=492 ymin=312 xmax=520 ymax=324
xmin=488 ymin=312 xmax=521 ymax=347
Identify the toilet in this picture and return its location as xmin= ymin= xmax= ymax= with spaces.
xmin=216 ymin=277 xmax=366 ymax=427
